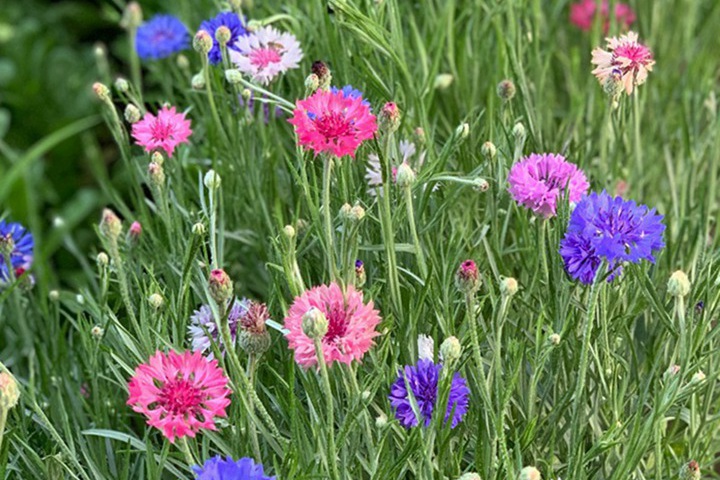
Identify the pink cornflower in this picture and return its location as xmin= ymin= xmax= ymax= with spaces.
xmin=570 ymin=0 xmax=636 ymax=33
xmin=284 ymin=283 xmax=381 ymax=368
xmin=507 ymin=153 xmax=589 ymax=218
xmin=127 ymin=350 xmax=231 ymax=443
xmin=287 ymin=88 xmax=377 ymax=158
xmin=229 ymin=26 xmax=303 ymax=85
xmin=131 ymin=105 xmax=192 ymax=157
xmin=591 ymin=31 xmax=654 ymax=95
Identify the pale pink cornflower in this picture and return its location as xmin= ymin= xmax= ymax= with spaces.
xmin=288 ymin=88 xmax=377 ymax=158
xmin=366 ymin=139 xmax=426 ymax=196
xmin=284 ymin=282 xmax=381 ymax=368
xmin=570 ymin=0 xmax=636 ymax=33
xmin=507 ymin=153 xmax=589 ymax=218
xmin=591 ymin=31 xmax=654 ymax=95
xmin=229 ymin=26 xmax=303 ymax=85
xmin=126 ymin=350 xmax=231 ymax=443
xmin=131 ymin=105 xmax=192 ymax=157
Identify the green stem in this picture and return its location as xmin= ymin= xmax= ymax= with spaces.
xmin=632 ymin=93 xmax=643 ymax=194
xmin=246 ymin=354 xmax=262 ymax=461
xmin=322 ymin=156 xmax=338 ymax=281
xmin=107 ymin=239 xmax=145 ymax=352
xmin=209 ymin=185 xmax=219 ymax=269
xmin=178 ymin=437 xmax=197 ymax=466
xmin=314 ymin=338 xmax=339 ymax=480
xmin=492 ymin=295 xmax=514 ymax=477
xmin=128 ymin=27 xmax=143 ymax=105
xmin=0 ymin=408 xmax=8 ymax=452
xmin=403 ymin=184 xmax=427 ymax=277
xmin=378 ymin=141 xmax=401 ymax=311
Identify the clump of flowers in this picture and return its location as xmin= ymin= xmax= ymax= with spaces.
xmin=131 ymin=105 xmax=192 ymax=157
xmin=559 ymin=191 xmax=666 ymax=284
xmin=0 ymin=220 xmax=34 ymax=282
xmin=366 ymin=140 xmax=426 ymax=196
xmin=229 ymin=26 xmax=303 ymax=85
xmin=135 ymin=14 xmax=189 ymax=60
xmin=570 ymin=0 xmax=636 ymax=33
xmin=591 ymin=32 xmax=654 ymax=96
xmin=199 ymin=12 xmax=248 ymax=65
xmin=288 ymin=87 xmax=377 ymax=158
xmin=284 ymin=283 xmax=381 ymax=368
xmin=388 ymin=359 xmax=470 ymax=428
xmin=507 ymin=153 xmax=589 ymax=218
xmin=126 ymin=350 xmax=231 ymax=442
xmin=193 ymin=456 xmax=275 ymax=480
xmin=188 ymin=298 xmax=248 ymax=358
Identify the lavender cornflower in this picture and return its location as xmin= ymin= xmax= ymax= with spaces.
xmin=193 ymin=456 xmax=275 ymax=480
xmin=188 ymin=298 xmax=249 ymax=358
xmin=136 ymin=15 xmax=189 ymax=60
xmin=0 ymin=220 xmax=34 ymax=282
xmin=559 ymin=191 xmax=665 ymax=284
xmin=199 ymin=12 xmax=248 ymax=65
xmin=388 ymin=359 xmax=469 ymax=429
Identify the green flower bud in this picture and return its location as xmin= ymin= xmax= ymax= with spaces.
xmin=302 ymin=307 xmax=328 ymax=340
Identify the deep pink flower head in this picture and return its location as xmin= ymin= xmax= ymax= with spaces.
xmin=570 ymin=0 xmax=636 ymax=33
xmin=508 ymin=153 xmax=589 ymax=218
xmin=129 ymin=221 xmax=142 ymax=239
xmin=287 ymin=89 xmax=377 ymax=158
xmin=284 ymin=283 xmax=381 ymax=368
xmin=591 ymin=31 xmax=654 ymax=95
xmin=126 ymin=350 xmax=231 ymax=443
xmin=131 ymin=105 xmax=192 ymax=157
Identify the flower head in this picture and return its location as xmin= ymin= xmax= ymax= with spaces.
xmin=508 ymin=153 xmax=589 ymax=217
xmin=288 ymin=88 xmax=377 ymax=158
xmin=591 ymin=32 xmax=654 ymax=95
xmin=0 ymin=220 xmax=33 ymax=282
xmin=388 ymin=359 xmax=469 ymax=428
xmin=366 ymin=139 xmax=426 ymax=196
xmin=193 ymin=456 xmax=275 ymax=480
xmin=126 ymin=350 xmax=231 ymax=442
xmin=199 ymin=12 xmax=248 ymax=65
xmin=284 ymin=283 xmax=381 ymax=368
xmin=229 ymin=26 xmax=303 ymax=85
xmin=188 ymin=298 xmax=249 ymax=359
xmin=570 ymin=0 xmax=636 ymax=33
xmin=559 ymin=191 xmax=666 ymax=284
xmin=136 ymin=15 xmax=189 ymax=60
xmin=131 ymin=105 xmax=192 ymax=157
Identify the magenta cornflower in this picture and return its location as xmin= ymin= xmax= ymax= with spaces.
xmin=131 ymin=105 xmax=192 ymax=157
xmin=284 ymin=283 xmax=381 ymax=368
xmin=591 ymin=32 xmax=654 ymax=95
xmin=570 ymin=0 xmax=636 ymax=33
xmin=508 ymin=153 xmax=589 ymax=218
xmin=229 ymin=26 xmax=303 ymax=85
xmin=287 ymin=88 xmax=377 ymax=158
xmin=126 ymin=350 xmax=231 ymax=443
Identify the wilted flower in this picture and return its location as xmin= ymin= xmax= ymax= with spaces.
xmin=135 ymin=15 xmax=189 ymax=60
xmin=131 ymin=105 xmax=192 ymax=157
xmin=237 ymin=301 xmax=272 ymax=355
xmin=591 ymin=32 xmax=654 ymax=96
xmin=229 ymin=26 xmax=303 ymax=85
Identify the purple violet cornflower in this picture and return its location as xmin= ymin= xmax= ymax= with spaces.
xmin=136 ymin=15 xmax=190 ymax=60
xmin=559 ymin=190 xmax=665 ymax=284
xmin=508 ymin=153 xmax=589 ymax=218
xmin=199 ymin=12 xmax=248 ymax=65
xmin=389 ymin=359 xmax=470 ymax=429
xmin=188 ymin=298 xmax=249 ymax=358
xmin=0 ymin=220 xmax=34 ymax=282
xmin=193 ymin=456 xmax=275 ymax=480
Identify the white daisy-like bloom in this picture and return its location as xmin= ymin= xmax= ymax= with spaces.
xmin=229 ymin=26 xmax=303 ymax=85
xmin=365 ymin=139 xmax=427 ymax=197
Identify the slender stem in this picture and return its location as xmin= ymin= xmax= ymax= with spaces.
xmin=209 ymin=186 xmax=219 ymax=269
xmin=0 ymin=408 xmax=8 ymax=452
xmin=314 ymin=339 xmax=339 ymax=480
xmin=378 ymin=140 xmax=401 ymax=311
xmin=322 ymin=156 xmax=338 ymax=281
xmin=128 ymin=27 xmax=143 ymax=105
xmin=246 ymin=354 xmax=262 ymax=461
xmin=203 ymin=59 xmax=230 ymax=146
xmin=403 ymin=185 xmax=427 ymax=277
xmin=492 ymin=295 xmax=514 ymax=477
xmin=632 ymin=93 xmax=643 ymax=194
xmin=178 ymin=437 xmax=197 ymax=467
xmin=107 ymin=239 xmax=145 ymax=352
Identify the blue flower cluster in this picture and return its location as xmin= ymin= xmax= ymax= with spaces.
xmin=136 ymin=15 xmax=189 ymax=60
xmin=199 ymin=12 xmax=248 ymax=65
xmin=193 ymin=456 xmax=275 ymax=480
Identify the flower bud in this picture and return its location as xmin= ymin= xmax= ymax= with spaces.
xmin=76 ymin=294 xmax=85 ymax=305
xmin=663 ymin=364 xmax=680 ymax=382
xmin=151 ymin=151 xmax=164 ymax=165
xmin=548 ymin=333 xmax=561 ymax=346
xmin=209 ymin=269 xmax=234 ymax=305
xmin=456 ymin=122 xmax=470 ymax=140
xmin=375 ymin=412 xmax=388 ymax=428
xmin=129 ymin=221 xmax=142 ymax=241
xmin=311 ymin=61 xmax=332 ymax=90
xmin=413 ymin=127 xmax=426 ymax=147
xmin=283 ymin=225 xmax=296 ymax=239
xmin=192 ymin=72 xmax=206 ymax=90
xmin=500 ymin=277 xmax=518 ymax=297
xmin=148 ymin=293 xmax=164 ymax=309
xmin=225 ymin=69 xmax=243 ymax=84
xmin=238 ymin=301 xmax=272 ymax=355
xmin=340 ymin=203 xmax=353 ymax=218
xmin=355 ymin=260 xmax=366 ymax=287
xmin=49 ymin=290 xmax=60 ymax=301
xmin=302 ymin=307 xmax=328 ymax=340
xmin=473 ymin=178 xmax=489 ymax=192
xmin=99 ymin=209 xmax=122 ymax=242
xmin=114 ymin=77 xmax=129 ymax=93
xmin=396 ymin=162 xmax=416 ymax=188
xmin=512 ymin=122 xmax=526 ymax=144
xmin=668 ymin=270 xmax=690 ymax=298
xmin=379 ymin=102 xmax=401 ymax=134
xmin=192 ymin=222 xmax=206 ymax=235
xmin=691 ymin=370 xmax=706 ymax=383
xmin=295 ymin=218 xmax=309 ymax=234
xmin=124 ymin=104 xmax=141 ymax=123
xmin=0 ymin=233 xmax=14 ymax=257
xmin=481 ymin=141 xmax=496 ymax=159
xmin=350 ymin=205 xmax=365 ymax=221
xmin=440 ymin=336 xmax=462 ymax=364
xmin=241 ymin=88 xmax=252 ymax=100
xmin=457 ymin=474 xmax=482 ymax=480
xmin=91 ymin=325 xmax=104 ymax=340
xmin=176 ymin=54 xmax=190 ymax=70
xmin=455 ymin=259 xmax=481 ymax=294
xmin=92 ymin=82 xmax=111 ymax=103
xmin=518 ymin=466 xmax=541 ymax=480
xmin=204 ymin=169 xmax=222 ymax=190
xmin=304 ymin=74 xmax=319 ymax=94
xmin=215 ymin=26 xmax=231 ymax=46
xmin=679 ymin=460 xmax=700 ymax=480
xmin=434 ymin=73 xmax=454 ymax=90
xmin=120 ymin=2 xmax=142 ymax=29
xmin=148 ymin=161 xmax=165 ymax=187
xmin=417 ymin=334 xmax=434 ymax=361
xmin=496 ymin=79 xmax=516 ymax=101
xmin=193 ymin=30 xmax=213 ymax=54
xmin=96 ymin=252 xmax=109 ymax=268
xmin=0 ymin=371 xmax=20 ymax=410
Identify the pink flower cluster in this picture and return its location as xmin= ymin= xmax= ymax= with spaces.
xmin=131 ymin=105 xmax=192 ymax=157
xmin=570 ymin=0 xmax=636 ymax=33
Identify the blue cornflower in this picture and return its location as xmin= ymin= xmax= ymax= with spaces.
xmin=0 ymin=220 xmax=34 ymax=281
xmin=135 ymin=15 xmax=189 ymax=60
xmin=331 ymin=85 xmax=371 ymax=108
xmin=199 ymin=12 xmax=248 ymax=65
xmin=559 ymin=190 xmax=665 ymax=284
xmin=193 ymin=456 xmax=275 ymax=480
xmin=388 ymin=359 xmax=470 ymax=429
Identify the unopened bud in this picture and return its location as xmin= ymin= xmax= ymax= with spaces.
xmin=241 ymin=88 xmax=252 ymax=100
xmin=311 ymin=61 xmax=331 ymax=90
xmin=668 ymin=270 xmax=690 ymax=298
xmin=512 ymin=122 xmax=526 ymax=143
xmin=350 ymin=205 xmax=365 ymax=221
xmin=192 ymin=223 xmax=206 ymax=235
xmin=192 ymin=72 xmax=206 ymax=90
xmin=209 ymin=269 xmax=234 ymax=305
xmin=124 ymin=104 xmax=141 ymax=123
xmin=473 ymin=178 xmax=489 ymax=192
xmin=691 ymin=371 xmax=706 ymax=383
xmin=340 ymin=203 xmax=353 ymax=218
xmin=91 ymin=325 xmax=104 ymax=340
xmin=193 ymin=30 xmax=213 ymax=54
xmin=120 ymin=2 xmax=142 ymax=29
xmin=663 ymin=364 xmax=680 ymax=381
xmin=413 ymin=127 xmax=426 ymax=147
xmin=456 ymin=122 xmax=470 ymax=140
xmin=96 ymin=252 xmax=109 ymax=268
xmin=0 ymin=371 xmax=20 ymax=410
xmin=481 ymin=141 xmax=497 ymax=159
xmin=679 ymin=460 xmax=700 ymax=480
xmin=92 ymin=82 xmax=111 ymax=103
xmin=151 ymin=151 xmax=164 ymax=165
xmin=548 ymin=333 xmax=561 ymax=346
xmin=148 ymin=293 xmax=164 ymax=309
xmin=497 ymin=79 xmax=516 ymax=101
xmin=49 ymin=290 xmax=60 ymax=301
xmin=396 ymin=162 xmax=416 ymax=188
xmin=518 ymin=466 xmax=541 ymax=480
xmin=176 ymin=54 xmax=190 ymax=70
xmin=457 ymin=474 xmax=482 ymax=480
xmin=204 ymin=169 xmax=222 ymax=190
xmin=215 ymin=26 xmax=231 ymax=46
xmin=0 ymin=234 xmax=14 ymax=257
xmin=129 ymin=221 xmax=142 ymax=241
xmin=148 ymin=162 xmax=165 ymax=187
xmin=302 ymin=307 xmax=328 ymax=340
xmin=283 ymin=225 xmax=296 ymax=239
xmin=434 ymin=73 xmax=454 ymax=90
xmin=305 ymin=73 xmax=320 ymax=92
xmin=440 ymin=336 xmax=461 ymax=364
xmin=100 ymin=209 xmax=122 ymax=241
xmin=455 ymin=259 xmax=481 ymax=294
xmin=379 ymin=102 xmax=401 ymax=134
xmin=375 ymin=412 xmax=388 ymax=428
xmin=500 ymin=277 xmax=518 ymax=297
xmin=114 ymin=78 xmax=129 ymax=93
xmin=355 ymin=260 xmax=366 ymax=287
xmin=225 ymin=69 xmax=243 ymax=84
